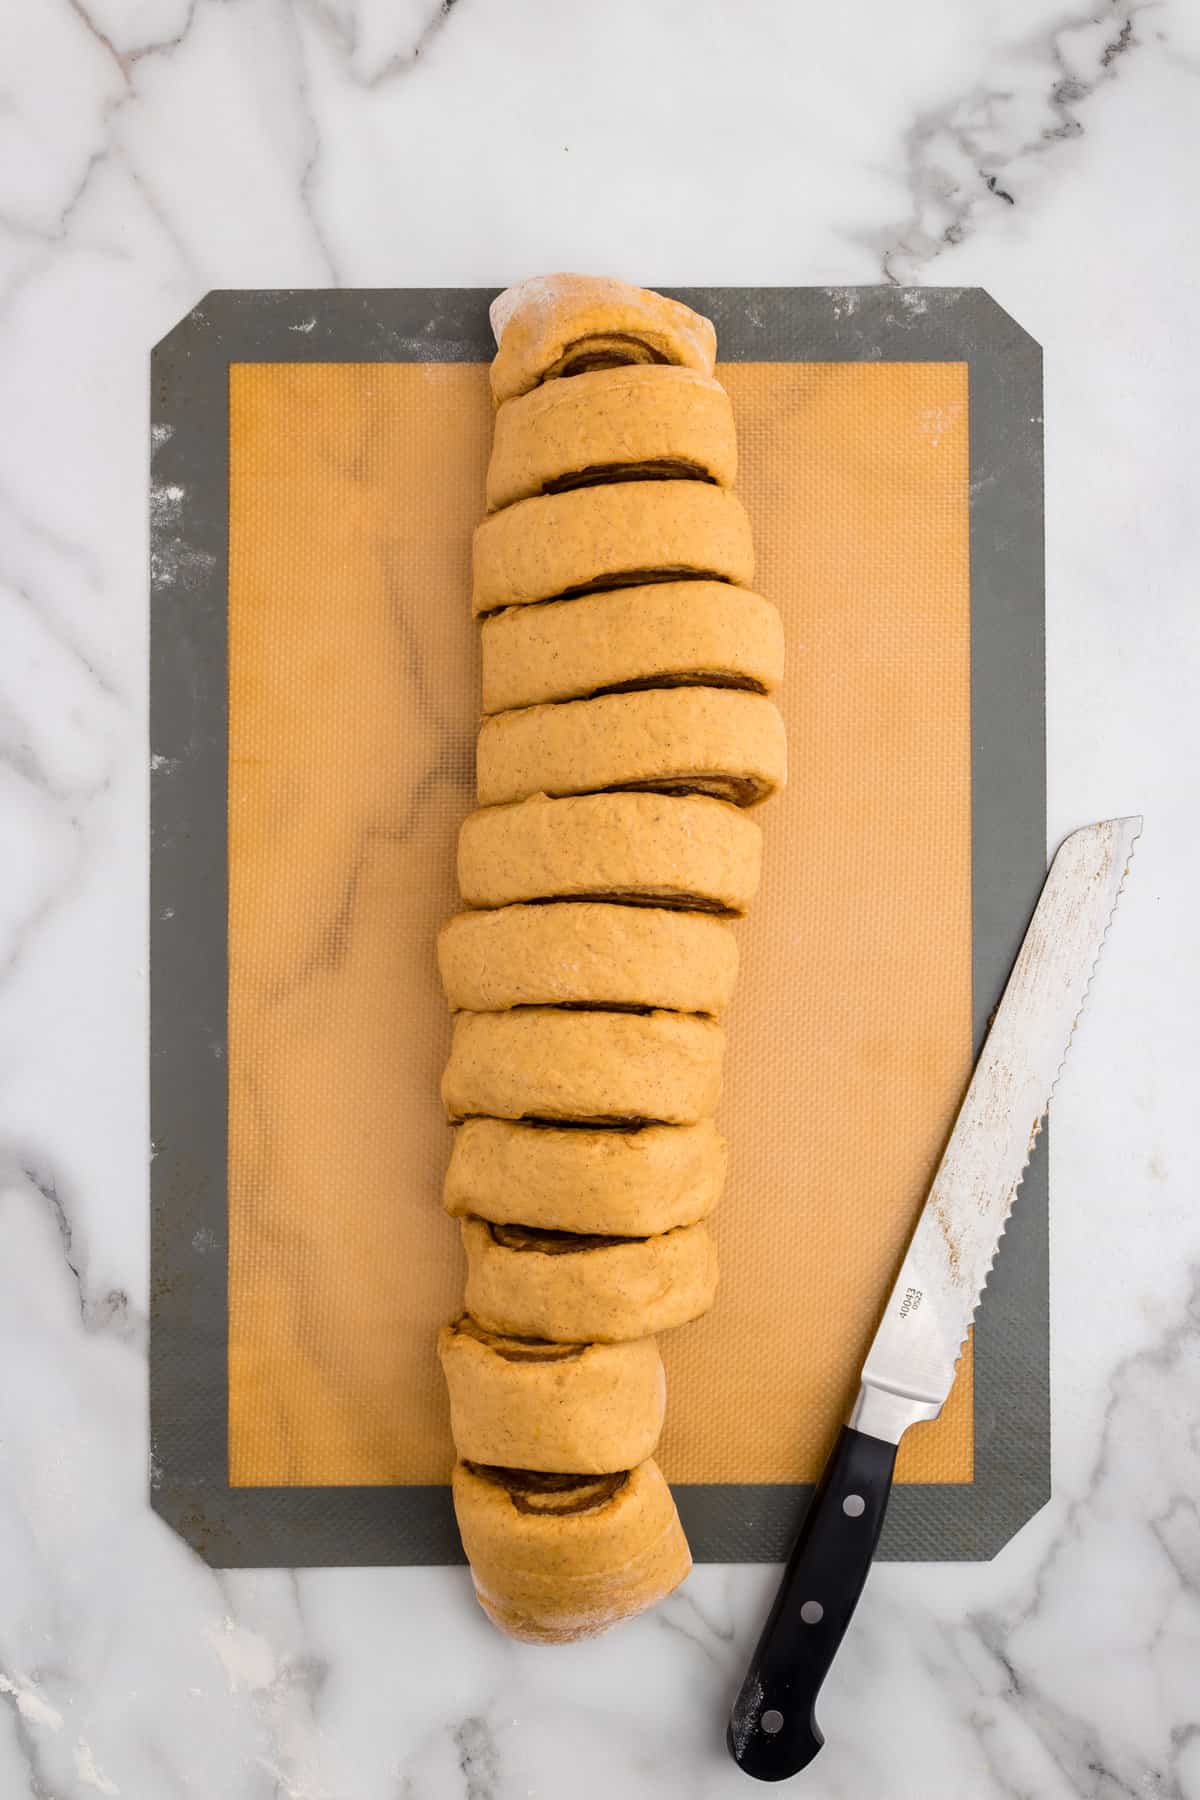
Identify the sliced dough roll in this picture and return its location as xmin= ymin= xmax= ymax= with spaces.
xmin=476 ymin=687 xmax=787 ymax=809
xmin=438 ymin=1316 xmax=665 ymax=1474
xmin=444 ymin=1117 xmax=727 ymax=1236
xmin=489 ymin=273 xmax=717 ymax=404
xmin=481 ymin=580 xmax=784 ymax=713
xmin=442 ymin=1006 xmax=724 ymax=1125
xmin=452 ymin=1457 xmax=691 ymax=1643
xmin=461 ymin=1217 xmax=718 ymax=1342
xmin=472 ymin=482 xmax=753 ymax=616
xmin=437 ymin=902 xmax=738 ymax=1015
xmin=486 ymin=365 xmax=736 ymax=511
xmin=457 ymin=792 xmax=763 ymax=914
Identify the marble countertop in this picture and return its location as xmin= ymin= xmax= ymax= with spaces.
xmin=2 ymin=1 xmax=1197 ymax=1795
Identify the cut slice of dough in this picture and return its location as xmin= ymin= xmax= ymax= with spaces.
xmin=437 ymin=902 xmax=738 ymax=1015
xmin=476 ymin=686 xmax=787 ymax=809
xmin=486 ymin=365 xmax=736 ymax=511
xmin=460 ymin=1217 xmax=718 ymax=1343
xmin=438 ymin=1317 xmax=665 ymax=1474
xmin=472 ymin=482 xmax=754 ymax=616
xmin=452 ymin=1457 xmax=691 ymax=1642
xmin=441 ymin=1006 xmax=724 ymax=1125
xmin=489 ymin=273 xmax=716 ymax=404
xmin=480 ymin=580 xmax=784 ymax=713
xmin=444 ymin=1117 xmax=727 ymax=1236
xmin=456 ymin=792 xmax=763 ymax=914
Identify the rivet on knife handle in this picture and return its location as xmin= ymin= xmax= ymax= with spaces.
xmin=726 ymin=817 xmax=1141 ymax=1782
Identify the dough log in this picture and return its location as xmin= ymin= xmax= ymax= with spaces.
xmin=437 ymin=277 xmax=788 ymax=1642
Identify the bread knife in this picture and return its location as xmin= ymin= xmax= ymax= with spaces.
xmin=728 ymin=816 xmax=1141 ymax=1782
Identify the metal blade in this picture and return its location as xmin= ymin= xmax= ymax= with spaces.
xmin=852 ymin=816 xmax=1141 ymax=1445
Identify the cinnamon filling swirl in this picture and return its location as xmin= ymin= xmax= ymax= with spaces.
xmin=613 ymin=772 xmax=774 ymax=806
xmin=488 ymin=1222 xmax=637 ymax=1255
xmin=467 ymin=1464 xmax=630 ymax=1516
xmin=542 ymin=458 xmax=714 ymax=496
xmin=450 ymin=1315 xmax=586 ymax=1363
xmin=542 ymin=334 xmax=669 ymax=380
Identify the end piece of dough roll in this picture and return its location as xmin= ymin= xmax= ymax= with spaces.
xmin=487 ymin=365 xmax=736 ymax=511
xmin=461 ymin=1217 xmax=718 ymax=1343
xmin=444 ymin=1116 xmax=727 ymax=1236
xmin=437 ymin=902 xmax=738 ymax=1015
xmin=438 ymin=1317 xmax=665 ymax=1474
xmin=476 ymin=686 xmax=787 ymax=810
xmin=489 ymin=273 xmax=716 ymax=404
xmin=472 ymin=481 xmax=754 ymax=616
xmin=452 ymin=1457 xmax=691 ymax=1642
xmin=481 ymin=580 xmax=784 ymax=713
xmin=457 ymin=792 xmax=763 ymax=914
xmin=442 ymin=1006 xmax=724 ymax=1124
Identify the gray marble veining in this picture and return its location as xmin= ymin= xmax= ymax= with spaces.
xmin=1 ymin=0 xmax=1196 ymax=1794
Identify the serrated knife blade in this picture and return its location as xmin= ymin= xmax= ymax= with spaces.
xmin=851 ymin=813 xmax=1142 ymax=1443
xmin=729 ymin=816 xmax=1141 ymax=1783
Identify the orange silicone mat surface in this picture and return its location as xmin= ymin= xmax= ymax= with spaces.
xmin=225 ymin=358 xmax=972 ymax=1492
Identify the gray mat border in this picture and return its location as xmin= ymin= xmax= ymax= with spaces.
xmin=150 ymin=286 xmax=1045 ymax=1566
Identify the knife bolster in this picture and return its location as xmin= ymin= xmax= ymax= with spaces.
xmin=848 ymin=1382 xmax=943 ymax=1445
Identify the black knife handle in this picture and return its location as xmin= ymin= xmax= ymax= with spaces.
xmin=727 ymin=1425 xmax=898 ymax=1782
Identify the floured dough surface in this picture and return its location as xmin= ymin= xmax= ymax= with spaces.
xmin=487 ymin=364 xmax=736 ymax=511
xmin=443 ymin=1116 xmax=727 ymax=1236
xmin=460 ymin=1216 xmax=719 ymax=1343
xmin=437 ymin=901 xmax=738 ymax=1015
xmin=481 ymin=579 xmax=784 ymax=713
xmin=489 ymin=274 xmax=717 ymax=404
xmin=438 ymin=1319 xmax=665 ymax=1473
xmin=475 ymin=686 xmax=788 ymax=809
xmin=452 ymin=1456 xmax=692 ymax=1642
xmin=472 ymin=480 xmax=754 ymax=615
xmin=441 ymin=1005 xmax=725 ymax=1125
xmin=456 ymin=791 xmax=763 ymax=913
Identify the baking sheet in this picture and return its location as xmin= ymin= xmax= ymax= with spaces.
xmin=150 ymin=288 xmax=1045 ymax=1564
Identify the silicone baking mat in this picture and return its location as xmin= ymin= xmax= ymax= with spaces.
xmin=150 ymin=289 xmax=1044 ymax=1565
